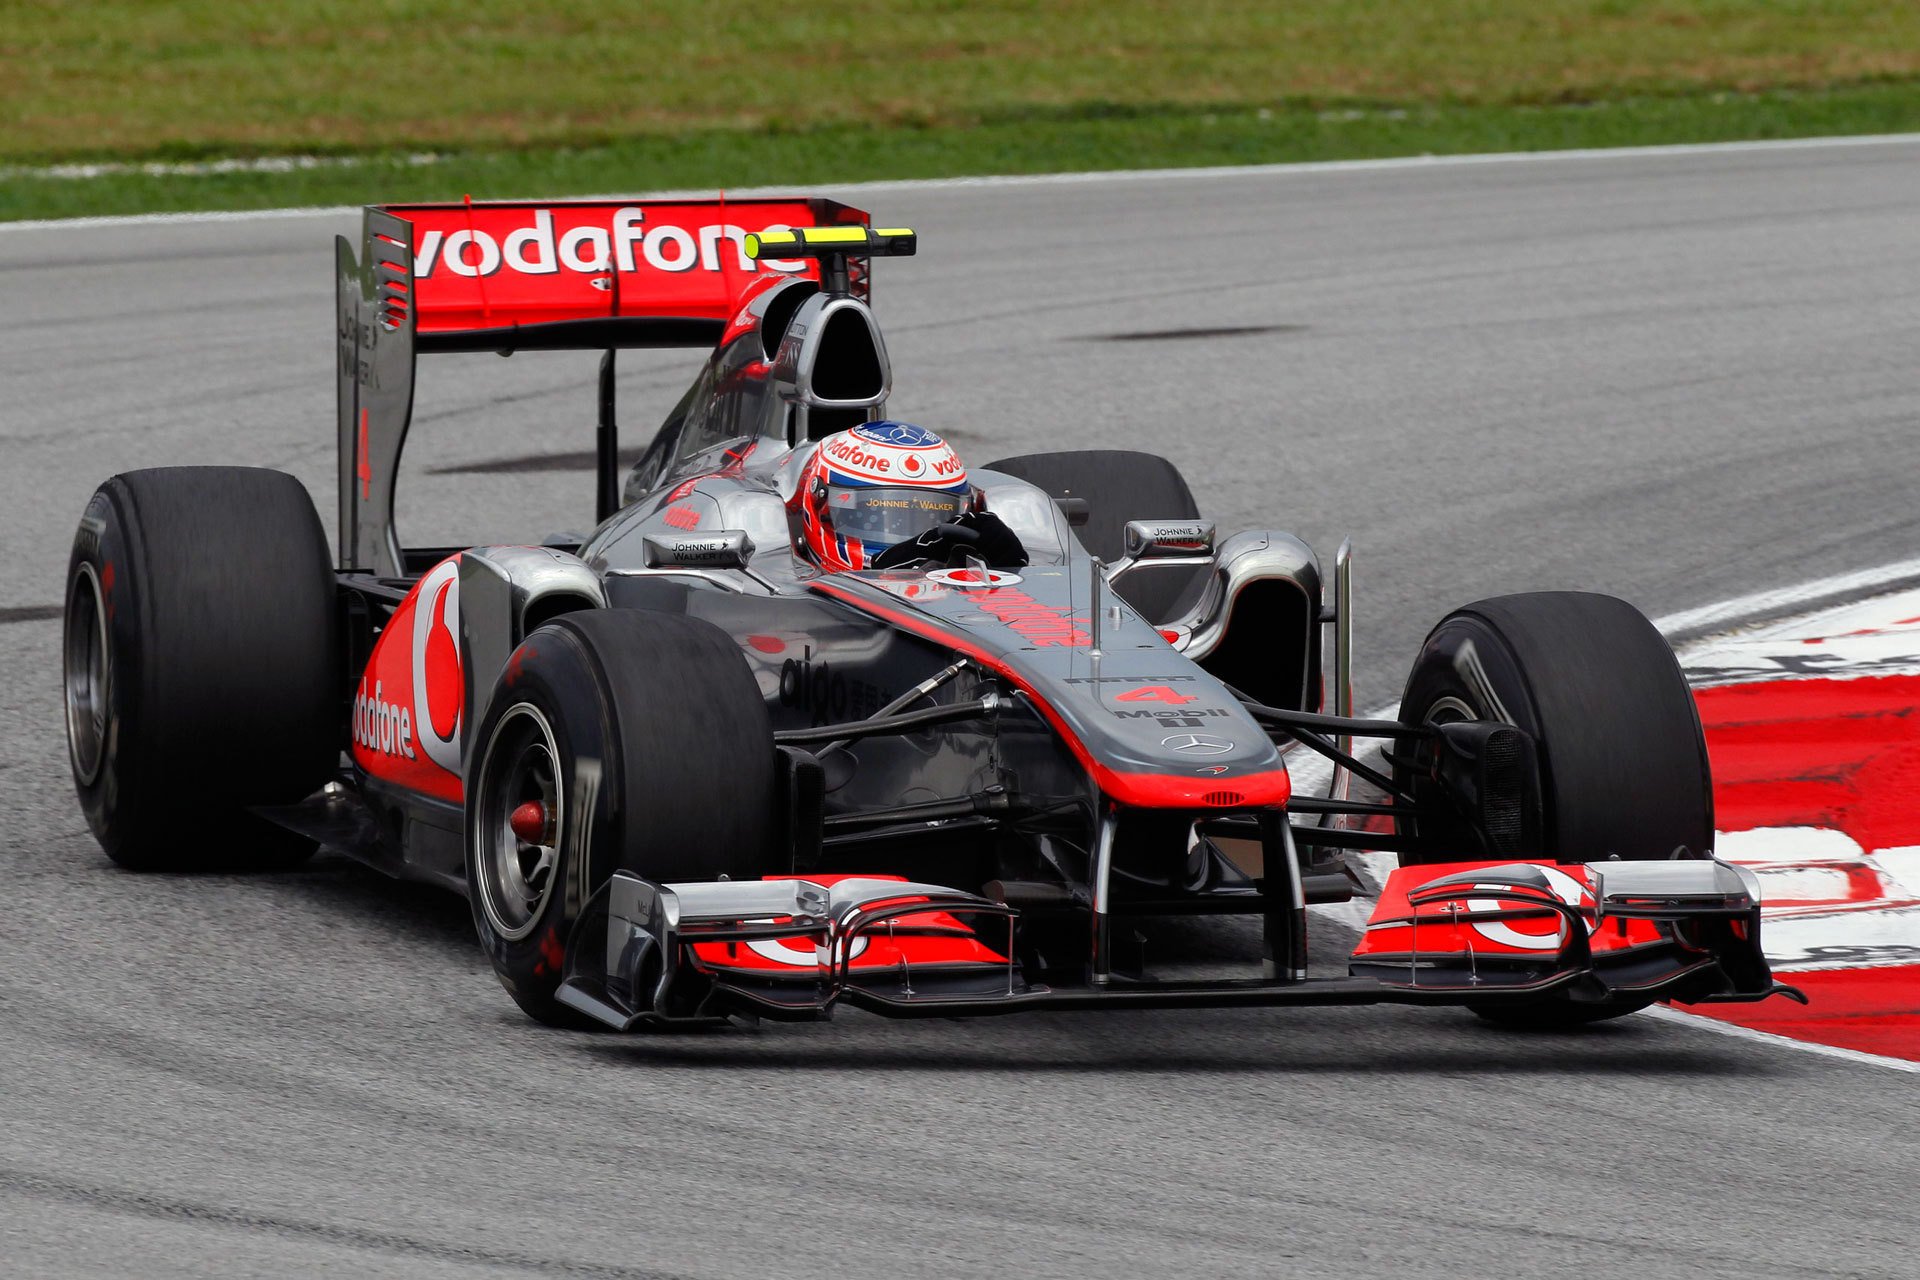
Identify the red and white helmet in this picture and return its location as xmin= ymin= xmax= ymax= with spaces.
xmin=788 ymin=422 xmax=970 ymax=571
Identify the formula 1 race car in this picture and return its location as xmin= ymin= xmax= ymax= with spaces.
xmin=63 ymin=197 xmax=1804 ymax=1030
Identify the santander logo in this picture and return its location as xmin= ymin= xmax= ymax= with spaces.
xmin=412 ymin=208 xmax=807 ymax=280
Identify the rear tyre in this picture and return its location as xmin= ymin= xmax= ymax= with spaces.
xmin=985 ymin=449 xmax=1201 ymax=624
xmin=1390 ymin=591 xmax=1712 ymax=1027
xmin=466 ymin=609 xmax=780 ymax=1027
xmin=65 ymin=467 xmax=339 ymax=871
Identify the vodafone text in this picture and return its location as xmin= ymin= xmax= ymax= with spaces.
xmin=412 ymin=209 xmax=805 ymax=279
xmin=823 ymin=435 xmax=963 ymax=479
xmin=974 ymin=588 xmax=1092 ymax=648
xmin=354 ymin=679 xmax=415 ymax=760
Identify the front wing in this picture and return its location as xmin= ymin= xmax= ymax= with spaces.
xmin=555 ymin=859 xmax=1803 ymax=1028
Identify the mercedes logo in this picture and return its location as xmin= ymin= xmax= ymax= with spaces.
xmin=1161 ymin=733 xmax=1233 ymax=756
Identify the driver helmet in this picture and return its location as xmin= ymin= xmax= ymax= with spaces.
xmin=789 ymin=421 xmax=970 ymax=571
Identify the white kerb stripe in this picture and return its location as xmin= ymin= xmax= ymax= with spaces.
xmin=1653 ymin=556 xmax=1920 ymax=636
xmin=1643 ymin=1006 xmax=1920 ymax=1073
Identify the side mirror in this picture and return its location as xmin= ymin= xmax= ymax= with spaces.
xmin=1054 ymin=496 xmax=1091 ymax=528
xmin=641 ymin=530 xmax=754 ymax=570
xmin=1122 ymin=520 xmax=1215 ymax=559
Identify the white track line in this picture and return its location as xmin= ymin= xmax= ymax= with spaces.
xmin=0 ymin=153 xmax=443 ymax=181
xmin=1643 ymin=1006 xmax=1920 ymax=1073
xmin=0 ymin=203 xmax=366 ymax=232
xmin=5 ymin=130 xmax=1919 ymax=233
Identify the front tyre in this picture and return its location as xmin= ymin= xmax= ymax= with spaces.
xmin=465 ymin=609 xmax=779 ymax=1027
xmin=1391 ymin=591 xmax=1713 ymax=1028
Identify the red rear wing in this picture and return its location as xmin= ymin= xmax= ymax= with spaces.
xmin=335 ymin=196 xmax=869 ymax=575
xmin=379 ymin=197 xmax=866 ymax=351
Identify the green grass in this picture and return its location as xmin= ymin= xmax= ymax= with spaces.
xmin=4 ymin=1 xmax=1918 ymax=220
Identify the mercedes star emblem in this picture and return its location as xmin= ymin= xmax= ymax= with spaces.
xmin=1161 ymin=733 xmax=1233 ymax=756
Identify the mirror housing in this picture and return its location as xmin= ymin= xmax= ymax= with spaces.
xmin=641 ymin=530 xmax=754 ymax=570
xmin=1123 ymin=519 xmax=1216 ymax=559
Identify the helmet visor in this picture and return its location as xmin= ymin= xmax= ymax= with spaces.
xmin=826 ymin=485 xmax=964 ymax=548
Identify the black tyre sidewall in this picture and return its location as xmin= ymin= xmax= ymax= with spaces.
xmin=69 ymin=487 xmax=150 ymax=858
xmin=66 ymin=469 xmax=338 ymax=871
xmin=466 ymin=610 xmax=779 ymax=1027
xmin=1394 ymin=591 xmax=1713 ymax=866
xmin=984 ymin=449 xmax=1201 ymax=623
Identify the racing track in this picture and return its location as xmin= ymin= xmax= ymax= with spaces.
xmin=4 ymin=138 xmax=1920 ymax=1278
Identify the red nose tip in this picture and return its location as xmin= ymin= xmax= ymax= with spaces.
xmin=509 ymin=801 xmax=549 ymax=845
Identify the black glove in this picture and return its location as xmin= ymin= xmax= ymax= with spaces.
xmin=871 ymin=509 xmax=1030 ymax=570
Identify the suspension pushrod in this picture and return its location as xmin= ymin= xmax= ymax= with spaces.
xmin=1244 ymin=705 xmax=1430 ymax=739
xmin=1271 ymin=723 xmax=1415 ymax=805
xmin=1201 ymin=814 xmax=1423 ymax=854
xmin=1287 ymin=824 xmax=1423 ymax=852
xmin=774 ymin=695 xmax=998 ymax=745
xmin=823 ymin=659 xmax=970 ymax=753
xmin=1285 ymin=795 xmax=1413 ymax=819
xmin=822 ymin=791 xmax=1014 ymax=831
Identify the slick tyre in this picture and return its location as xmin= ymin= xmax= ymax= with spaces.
xmin=466 ymin=609 xmax=779 ymax=1027
xmin=986 ymin=449 xmax=1201 ymax=624
xmin=1391 ymin=591 xmax=1712 ymax=1028
xmin=64 ymin=467 xmax=339 ymax=872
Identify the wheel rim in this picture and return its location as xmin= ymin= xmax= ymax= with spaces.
xmin=473 ymin=703 xmax=565 ymax=942
xmin=1423 ymin=695 xmax=1479 ymax=728
xmin=64 ymin=563 xmax=110 ymax=786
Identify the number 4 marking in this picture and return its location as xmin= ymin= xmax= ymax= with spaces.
xmin=1114 ymin=685 xmax=1198 ymax=705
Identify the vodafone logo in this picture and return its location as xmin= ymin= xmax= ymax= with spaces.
xmin=410 ymin=559 xmax=463 ymax=773
xmin=412 ymin=208 xmax=806 ymax=280
xmin=743 ymin=936 xmax=870 ymax=967
xmin=1466 ymin=865 xmax=1593 ymax=950
xmin=925 ymin=567 xmax=1022 ymax=589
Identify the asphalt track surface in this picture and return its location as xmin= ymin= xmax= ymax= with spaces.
xmin=4 ymin=139 xmax=1920 ymax=1278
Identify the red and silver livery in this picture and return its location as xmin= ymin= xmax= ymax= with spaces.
xmin=61 ymin=197 xmax=1800 ymax=1038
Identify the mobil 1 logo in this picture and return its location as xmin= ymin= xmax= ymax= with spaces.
xmin=1076 ymin=678 xmax=1230 ymax=730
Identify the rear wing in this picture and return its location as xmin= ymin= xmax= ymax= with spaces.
xmin=335 ymin=197 xmax=868 ymax=576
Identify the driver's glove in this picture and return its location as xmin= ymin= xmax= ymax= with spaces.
xmin=871 ymin=509 xmax=1030 ymax=570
